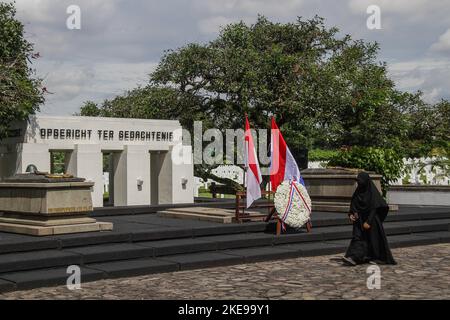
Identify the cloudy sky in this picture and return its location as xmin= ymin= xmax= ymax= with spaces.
xmin=9 ymin=0 xmax=450 ymax=115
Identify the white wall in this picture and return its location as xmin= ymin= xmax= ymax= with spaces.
xmin=388 ymin=189 xmax=450 ymax=206
xmin=66 ymin=144 xmax=103 ymax=208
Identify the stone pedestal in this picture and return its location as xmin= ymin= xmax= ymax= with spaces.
xmin=302 ymin=168 xmax=398 ymax=212
xmin=0 ymin=174 xmax=113 ymax=236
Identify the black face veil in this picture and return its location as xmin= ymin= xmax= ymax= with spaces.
xmin=350 ymin=172 xmax=389 ymax=222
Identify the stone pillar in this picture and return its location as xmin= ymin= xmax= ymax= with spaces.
xmin=155 ymin=151 xmax=173 ymax=205
xmin=66 ymin=144 xmax=103 ymax=208
xmin=150 ymin=151 xmax=163 ymax=205
xmin=113 ymin=145 xmax=151 ymax=206
xmin=17 ymin=143 xmax=51 ymax=174
xmin=171 ymin=145 xmax=194 ymax=204
xmin=156 ymin=145 xmax=194 ymax=205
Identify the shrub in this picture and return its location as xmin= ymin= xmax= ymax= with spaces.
xmin=308 ymin=149 xmax=339 ymax=161
xmin=327 ymin=147 xmax=404 ymax=195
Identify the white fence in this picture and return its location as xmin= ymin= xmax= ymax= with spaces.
xmin=310 ymin=158 xmax=449 ymax=185
xmin=196 ymin=157 xmax=449 ymax=192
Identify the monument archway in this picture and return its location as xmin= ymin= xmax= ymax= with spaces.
xmin=0 ymin=116 xmax=194 ymax=208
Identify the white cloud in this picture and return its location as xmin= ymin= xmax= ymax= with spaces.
xmin=198 ymin=16 xmax=237 ymax=35
xmin=197 ymin=0 xmax=304 ymax=16
xmin=195 ymin=0 xmax=305 ymax=35
xmin=37 ymin=60 xmax=157 ymax=115
xmin=6 ymin=0 xmax=450 ymax=115
xmin=388 ymin=58 xmax=450 ymax=103
xmin=348 ymin=0 xmax=450 ymax=15
xmin=430 ymin=28 xmax=450 ymax=53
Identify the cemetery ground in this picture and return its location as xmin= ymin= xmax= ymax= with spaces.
xmin=1 ymin=243 xmax=448 ymax=300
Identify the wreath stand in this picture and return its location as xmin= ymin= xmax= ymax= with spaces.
xmin=235 ymin=167 xmax=312 ymax=235
xmin=264 ymin=206 xmax=312 ymax=236
xmin=235 ymin=187 xmax=312 ymax=236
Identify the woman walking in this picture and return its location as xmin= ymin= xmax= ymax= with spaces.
xmin=343 ymin=172 xmax=397 ymax=266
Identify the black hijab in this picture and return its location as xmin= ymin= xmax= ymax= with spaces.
xmin=350 ymin=172 xmax=389 ymax=222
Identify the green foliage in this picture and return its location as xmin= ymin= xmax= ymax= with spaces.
xmin=309 ymin=149 xmax=339 ymax=161
xmin=328 ymin=147 xmax=404 ymax=194
xmin=403 ymin=99 xmax=450 ymax=158
xmin=0 ymin=2 xmax=44 ymax=139
xmin=402 ymin=174 xmax=411 ymax=185
xmin=50 ymin=151 xmax=65 ymax=174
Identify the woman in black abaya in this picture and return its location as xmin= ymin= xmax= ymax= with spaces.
xmin=342 ymin=172 xmax=396 ymax=266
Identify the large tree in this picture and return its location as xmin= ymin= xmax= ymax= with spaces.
xmin=149 ymin=16 xmax=411 ymax=150
xmin=0 ymin=2 xmax=44 ymax=139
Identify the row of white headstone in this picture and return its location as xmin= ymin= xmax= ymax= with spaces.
xmin=309 ymin=157 xmax=449 ymax=185
xmin=194 ymin=157 xmax=449 ymax=191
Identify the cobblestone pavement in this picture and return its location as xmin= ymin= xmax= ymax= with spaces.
xmin=1 ymin=243 xmax=449 ymax=300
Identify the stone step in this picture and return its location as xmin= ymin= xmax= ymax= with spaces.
xmin=312 ymin=203 xmax=399 ymax=212
xmin=0 ymin=250 xmax=82 ymax=274
xmin=0 ymin=218 xmax=446 ymax=276
xmin=1 ymin=208 xmax=449 ymax=255
xmin=0 ymin=219 xmax=450 ymax=271
xmin=0 ymin=234 xmax=60 ymax=255
xmin=158 ymin=211 xmax=234 ymax=224
xmin=2 ymin=230 xmax=449 ymax=293
xmin=64 ymin=243 xmax=155 ymax=264
xmin=0 ymin=266 xmax=105 ymax=292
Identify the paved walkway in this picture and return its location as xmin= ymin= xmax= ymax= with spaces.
xmin=1 ymin=243 xmax=449 ymax=300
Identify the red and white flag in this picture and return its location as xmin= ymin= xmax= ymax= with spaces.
xmin=270 ymin=117 xmax=302 ymax=192
xmin=244 ymin=116 xmax=262 ymax=208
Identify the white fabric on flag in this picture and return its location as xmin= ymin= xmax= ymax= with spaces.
xmin=284 ymin=146 xmax=301 ymax=182
xmin=245 ymin=116 xmax=262 ymax=208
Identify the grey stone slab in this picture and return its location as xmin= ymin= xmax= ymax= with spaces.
xmin=0 ymin=279 xmax=15 ymax=293
xmin=324 ymin=239 xmax=351 ymax=247
xmin=106 ymin=222 xmax=161 ymax=232
xmin=387 ymin=234 xmax=442 ymax=248
xmin=407 ymin=219 xmax=450 ymax=232
xmin=131 ymin=227 xmax=193 ymax=242
xmin=136 ymin=238 xmax=217 ymax=256
xmin=311 ymin=217 xmax=349 ymax=227
xmin=0 ymin=237 xmax=60 ymax=254
xmin=430 ymin=231 xmax=450 ymax=242
xmin=222 ymin=246 xmax=300 ymax=262
xmin=191 ymin=224 xmax=248 ymax=237
xmin=0 ymin=267 xmax=104 ymax=291
xmin=319 ymin=225 xmax=353 ymax=240
xmin=244 ymin=222 xmax=272 ymax=233
xmin=65 ymin=243 xmax=154 ymax=264
xmin=419 ymin=212 xmax=450 ymax=220
xmin=159 ymin=252 xmax=244 ymax=270
xmin=198 ymin=233 xmax=274 ymax=250
xmin=383 ymin=222 xmax=413 ymax=235
xmin=0 ymin=250 xmax=82 ymax=273
xmin=156 ymin=219 xmax=221 ymax=228
xmin=385 ymin=213 xmax=420 ymax=222
xmin=281 ymin=242 xmax=347 ymax=256
xmin=56 ymin=232 xmax=131 ymax=248
xmin=87 ymin=258 xmax=179 ymax=278
xmin=272 ymin=231 xmax=324 ymax=245
xmin=126 ymin=215 xmax=220 ymax=228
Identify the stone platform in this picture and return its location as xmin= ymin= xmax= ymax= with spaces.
xmin=0 ymin=176 xmax=113 ymax=236
xmin=158 ymin=207 xmax=264 ymax=224
xmin=0 ymin=204 xmax=449 ymax=293
xmin=302 ymin=168 xmax=399 ymax=212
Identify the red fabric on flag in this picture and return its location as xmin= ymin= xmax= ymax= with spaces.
xmin=270 ymin=118 xmax=287 ymax=192
xmin=245 ymin=115 xmax=262 ymax=208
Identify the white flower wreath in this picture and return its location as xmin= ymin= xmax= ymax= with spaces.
xmin=274 ymin=179 xmax=312 ymax=229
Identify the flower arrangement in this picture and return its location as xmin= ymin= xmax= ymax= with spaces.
xmin=274 ymin=180 xmax=312 ymax=229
